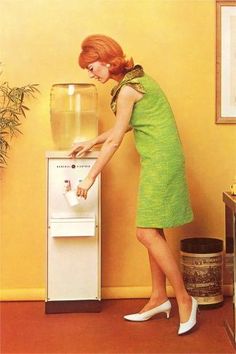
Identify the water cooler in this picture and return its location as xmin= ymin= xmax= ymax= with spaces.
xmin=45 ymin=84 xmax=101 ymax=314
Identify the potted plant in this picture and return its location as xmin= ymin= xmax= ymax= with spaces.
xmin=0 ymin=71 xmax=39 ymax=167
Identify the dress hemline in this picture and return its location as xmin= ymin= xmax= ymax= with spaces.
xmin=136 ymin=216 xmax=193 ymax=229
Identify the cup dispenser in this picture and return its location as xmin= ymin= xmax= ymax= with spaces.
xmin=45 ymin=151 xmax=101 ymax=314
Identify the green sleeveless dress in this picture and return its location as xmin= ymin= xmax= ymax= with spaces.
xmin=111 ymin=65 xmax=193 ymax=228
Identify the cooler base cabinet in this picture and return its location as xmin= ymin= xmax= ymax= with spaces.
xmin=45 ymin=152 xmax=101 ymax=314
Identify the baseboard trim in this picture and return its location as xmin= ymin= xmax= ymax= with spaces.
xmin=101 ymin=286 xmax=175 ymax=299
xmin=0 ymin=285 xmax=233 ymax=301
xmin=0 ymin=288 xmax=46 ymax=301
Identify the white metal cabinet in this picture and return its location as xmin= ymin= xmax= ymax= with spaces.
xmin=45 ymin=151 xmax=101 ymax=313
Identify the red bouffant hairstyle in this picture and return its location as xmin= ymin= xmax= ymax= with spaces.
xmin=78 ymin=34 xmax=134 ymax=75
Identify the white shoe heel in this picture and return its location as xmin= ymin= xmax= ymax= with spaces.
xmin=178 ymin=297 xmax=198 ymax=335
xmin=124 ymin=299 xmax=172 ymax=322
xmin=165 ymin=308 xmax=171 ymax=319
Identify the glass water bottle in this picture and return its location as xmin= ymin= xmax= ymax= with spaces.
xmin=50 ymin=83 xmax=98 ymax=150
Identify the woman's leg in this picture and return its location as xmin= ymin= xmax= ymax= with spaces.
xmin=139 ymin=229 xmax=168 ymax=312
xmin=137 ymin=227 xmax=192 ymax=323
xmin=140 ymin=251 xmax=168 ymax=313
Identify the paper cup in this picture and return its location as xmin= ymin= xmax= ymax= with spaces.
xmin=64 ymin=190 xmax=79 ymax=207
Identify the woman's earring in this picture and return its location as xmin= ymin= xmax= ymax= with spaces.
xmin=106 ymin=63 xmax=111 ymax=68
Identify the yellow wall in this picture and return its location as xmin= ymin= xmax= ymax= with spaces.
xmin=1 ymin=0 xmax=236 ymax=300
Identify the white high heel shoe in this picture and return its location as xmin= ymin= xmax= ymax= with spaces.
xmin=124 ymin=299 xmax=171 ymax=322
xmin=178 ymin=297 xmax=198 ymax=335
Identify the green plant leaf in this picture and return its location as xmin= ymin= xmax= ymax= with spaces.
xmin=0 ymin=81 xmax=39 ymax=166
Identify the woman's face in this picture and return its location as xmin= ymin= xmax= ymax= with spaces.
xmin=87 ymin=61 xmax=110 ymax=83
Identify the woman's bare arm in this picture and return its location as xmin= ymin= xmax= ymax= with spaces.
xmin=69 ymin=122 xmax=132 ymax=158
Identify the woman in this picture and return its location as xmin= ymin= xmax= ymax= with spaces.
xmin=70 ymin=34 xmax=198 ymax=335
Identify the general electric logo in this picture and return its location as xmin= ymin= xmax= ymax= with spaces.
xmin=56 ymin=164 xmax=91 ymax=169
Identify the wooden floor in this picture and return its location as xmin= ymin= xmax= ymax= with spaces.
xmin=1 ymin=297 xmax=235 ymax=354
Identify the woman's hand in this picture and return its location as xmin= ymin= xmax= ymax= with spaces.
xmin=76 ymin=176 xmax=95 ymax=199
xmin=69 ymin=140 xmax=95 ymax=159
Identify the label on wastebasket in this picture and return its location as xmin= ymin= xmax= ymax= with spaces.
xmin=180 ymin=251 xmax=223 ymax=305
